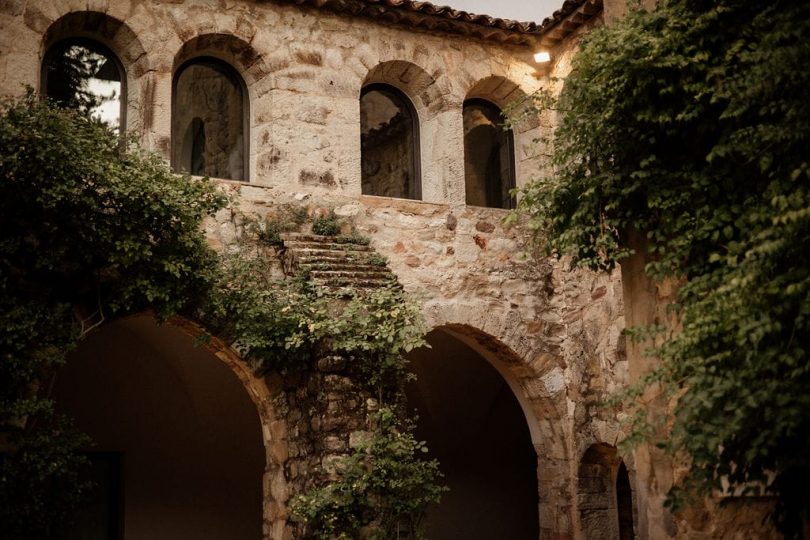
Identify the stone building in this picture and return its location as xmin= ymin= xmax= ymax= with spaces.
xmin=0 ymin=0 xmax=777 ymax=538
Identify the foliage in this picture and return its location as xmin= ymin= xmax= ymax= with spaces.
xmin=367 ymin=252 xmax=389 ymax=267
xmin=200 ymin=249 xmax=424 ymax=390
xmin=291 ymin=407 xmax=446 ymax=540
xmin=0 ymin=94 xmax=441 ymax=538
xmin=0 ymin=93 xmax=226 ymax=537
xmin=312 ymin=211 xmax=341 ymax=236
xmin=335 ymin=229 xmax=372 ymax=246
xmin=43 ymin=42 xmax=115 ymax=120
xmin=514 ymin=0 xmax=810 ymax=534
xmin=254 ymin=203 xmax=310 ymax=248
xmin=0 ymin=413 xmax=91 ymax=537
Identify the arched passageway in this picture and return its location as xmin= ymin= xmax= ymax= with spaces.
xmin=578 ymin=443 xmax=636 ymax=540
xmin=406 ymin=328 xmax=539 ymax=539
xmin=52 ymin=315 xmax=265 ymax=540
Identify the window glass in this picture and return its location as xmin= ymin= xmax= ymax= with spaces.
xmin=43 ymin=40 xmax=124 ymax=132
xmin=360 ymin=86 xmax=420 ymax=200
xmin=463 ymin=100 xmax=515 ymax=209
xmin=173 ymin=59 xmax=246 ymax=181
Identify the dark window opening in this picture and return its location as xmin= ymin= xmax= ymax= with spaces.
xmin=617 ymin=461 xmax=635 ymax=540
xmin=360 ymin=84 xmax=421 ymax=200
xmin=463 ymin=99 xmax=515 ymax=209
xmin=172 ymin=58 xmax=247 ymax=181
xmin=42 ymin=38 xmax=125 ymax=133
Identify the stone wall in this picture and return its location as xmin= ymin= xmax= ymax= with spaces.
xmin=203 ymin=182 xmax=627 ymax=538
xmin=0 ymin=0 xmax=547 ymax=203
xmin=0 ymin=1 xmax=766 ymax=538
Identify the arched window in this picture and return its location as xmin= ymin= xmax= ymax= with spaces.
xmin=42 ymin=38 xmax=126 ymax=132
xmin=172 ymin=58 xmax=248 ymax=181
xmin=360 ymin=84 xmax=420 ymax=200
xmin=462 ymin=99 xmax=515 ymax=209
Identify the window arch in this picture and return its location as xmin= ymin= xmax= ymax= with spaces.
xmin=172 ymin=57 xmax=248 ymax=181
xmin=462 ymin=99 xmax=516 ymax=209
xmin=360 ymin=84 xmax=421 ymax=200
xmin=42 ymin=38 xmax=126 ymax=133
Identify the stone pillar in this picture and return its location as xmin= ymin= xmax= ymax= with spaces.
xmin=276 ymin=354 xmax=380 ymax=537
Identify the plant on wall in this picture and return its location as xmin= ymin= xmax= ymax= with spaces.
xmin=201 ymin=227 xmax=443 ymax=539
xmin=512 ymin=0 xmax=810 ymax=535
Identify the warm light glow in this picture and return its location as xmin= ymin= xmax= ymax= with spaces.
xmin=534 ymin=51 xmax=551 ymax=63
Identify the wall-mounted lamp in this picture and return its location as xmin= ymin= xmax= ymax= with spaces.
xmin=532 ymin=50 xmax=552 ymax=79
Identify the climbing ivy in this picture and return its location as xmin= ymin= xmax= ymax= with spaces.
xmin=514 ymin=0 xmax=810 ymax=535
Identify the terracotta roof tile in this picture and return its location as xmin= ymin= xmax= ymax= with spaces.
xmin=276 ymin=0 xmax=601 ymax=46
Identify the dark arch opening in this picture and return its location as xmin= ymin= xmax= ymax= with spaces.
xmin=42 ymin=37 xmax=126 ymax=133
xmin=405 ymin=328 xmax=538 ymax=539
xmin=52 ymin=315 xmax=264 ymax=539
xmin=617 ymin=461 xmax=635 ymax=540
xmin=360 ymin=83 xmax=421 ymax=200
xmin=172 ymin=57 xmax=248 ymax=181
xmin=462 ymin=98 xmax=515 ymax=209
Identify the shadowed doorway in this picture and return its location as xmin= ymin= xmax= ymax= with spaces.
xmin=52 ymin=315 xmax=265 ymax=540
xmin=406 ymin=328 xmax=539 ymax=539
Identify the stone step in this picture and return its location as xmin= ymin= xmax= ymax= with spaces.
xmin=281 ymin=233 xmax=335 ymax=242
xmin=289 ymin=247 xmax=372 ymax=258
xmin=294 ymin=251 xmax=387 ymax=267
xmin=317 ymin=276 xmax=399 ymax=289
xmin=284 ymin=240 xmax=373 ymax=252
xmin=295 ymin=256 xmax=356 ymax=266
xmin=299 ymin=261 xmax=388 ymax=272
xmin=309 ymin=269 xmax=394 ymax=280
xmin=281 ymin=233 xmax=394 ymax=291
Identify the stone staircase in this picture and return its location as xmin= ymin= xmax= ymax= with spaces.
xmin=281 ymin=233 xmax=398 ymax=291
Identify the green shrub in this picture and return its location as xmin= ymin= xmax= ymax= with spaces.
xmin=312 ymin=211 xmax=340 ymax=236
xmin=335 ymin=229 xmax=372 ymax=246
xmin=0 ymin=92 xmax=226 ymax=538
xmin=367 ymin=253 xmax=389 ymax=267
xmin=291 ymin=407 xmax=446 ymax=540
xmin=512 ymin=1 xmax=810 ymax=533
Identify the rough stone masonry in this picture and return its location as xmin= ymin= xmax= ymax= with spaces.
xmin=0 ymin=0 xmax=778 ymax=538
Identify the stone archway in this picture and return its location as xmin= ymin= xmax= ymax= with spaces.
xmin=578 ymin=443 xmax=637 ymax=540
xmin=405 ymin=326 xmax=542 ymax=539
xmin=51 ymin=314 xmax=286 ymax=539
xmin=419 ymin=298 xmax=577 ymax=538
